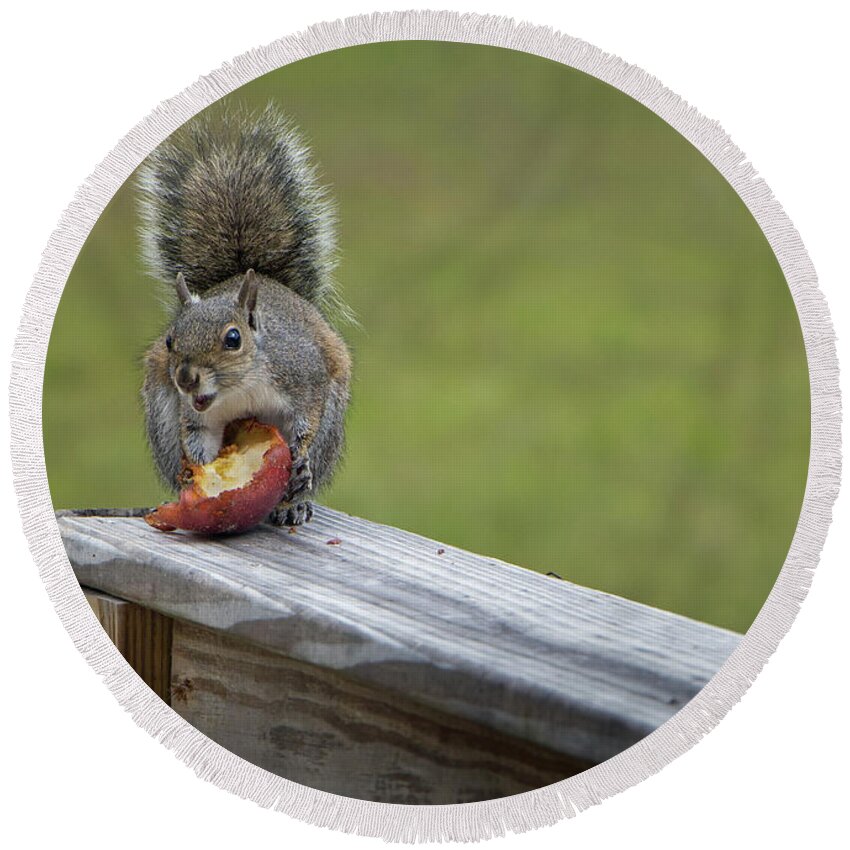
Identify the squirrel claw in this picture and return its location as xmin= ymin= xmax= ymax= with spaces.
xmin=269 ymin=501 xmax=313 ymax=527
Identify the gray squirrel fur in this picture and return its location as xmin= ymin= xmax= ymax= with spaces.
xmin=139 ymin=106 xmax=352 ymax=526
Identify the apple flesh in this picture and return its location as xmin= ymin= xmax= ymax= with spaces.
xmin=145 ymin=419 xmax=292 ymax=534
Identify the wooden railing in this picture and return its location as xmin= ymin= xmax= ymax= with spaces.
xmin=58 ymin=507 xmax=740 ymax=805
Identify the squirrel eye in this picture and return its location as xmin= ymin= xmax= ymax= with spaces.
xmin=223 ymin=327 xmax=242 ymax=350
xmin=165 ymin=335 xmax=173 ymax=351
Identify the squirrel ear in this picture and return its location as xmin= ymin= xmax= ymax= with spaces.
xmin=175 ymin=272 xmax=193 ymax=305
xmin=237 ymin=269 xmax=259 ymax=319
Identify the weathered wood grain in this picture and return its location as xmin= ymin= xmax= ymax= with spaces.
xmin=83 ymin=588 xmax=173 ymax=702
xmin=60 ymin=507 xmax=740 ymax=766
xmin=171 ymin=620 xmax=591 ymax=803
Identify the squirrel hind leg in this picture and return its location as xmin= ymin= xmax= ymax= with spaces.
xmin=269 ymin=501 xmax=314 ymax=527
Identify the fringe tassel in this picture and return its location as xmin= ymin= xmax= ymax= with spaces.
xmin=8 ymin=10 xmax=841 ymax=843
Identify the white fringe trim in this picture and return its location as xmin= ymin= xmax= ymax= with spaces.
xmin=8 ymin=9 xmax=841 ymax=843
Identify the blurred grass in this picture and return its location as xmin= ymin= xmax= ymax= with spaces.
xmin=43 ymin=42 xmax=809 ymax=633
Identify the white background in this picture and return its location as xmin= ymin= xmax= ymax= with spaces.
xmin=1 ymin=1 xmax=847 ymax=847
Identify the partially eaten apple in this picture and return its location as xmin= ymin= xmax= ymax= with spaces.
xmin=145 ymin=419 xmax=292 ymax=534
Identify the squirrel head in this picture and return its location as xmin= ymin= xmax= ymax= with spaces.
xmin=163 ymin=270 xmax=260 ymax=414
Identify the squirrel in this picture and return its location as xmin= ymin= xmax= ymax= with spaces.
xmin=139 ymin=106 xmax=352 ymax=526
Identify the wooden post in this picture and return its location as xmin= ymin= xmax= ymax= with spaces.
xmin=84 ymin=588 xmax=173 ymax=703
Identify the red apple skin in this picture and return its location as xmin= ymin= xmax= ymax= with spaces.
xmin=145 ymin=420 xmax=292 ymax=535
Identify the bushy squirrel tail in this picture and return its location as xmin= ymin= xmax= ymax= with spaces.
xmin=139 ymin=105 xmax=343 ymax=317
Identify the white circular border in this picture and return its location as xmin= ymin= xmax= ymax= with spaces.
xmin=8 ymin=10 xmax=841 ymax=843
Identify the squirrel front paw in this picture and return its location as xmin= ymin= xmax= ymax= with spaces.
xmin=269 ymin=501 xmax=314 ymax=526
xmin=186 ymin=446 xmax=217 ymax=466
xmin=182 ymin=426 xmax=220 ymax=467
xmin=268 ymin=452 xmax=313 ymax=527
xmin=282 ymin=450 xmax=313 ymax=503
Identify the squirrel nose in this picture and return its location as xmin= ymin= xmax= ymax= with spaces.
xmin=176 ymin=365 xmax=200 ymax=393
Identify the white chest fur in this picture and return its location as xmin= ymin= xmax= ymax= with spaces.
xmin=199 ymin=380 xmax=294 ymax=458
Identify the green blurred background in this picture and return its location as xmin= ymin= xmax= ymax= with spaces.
xmin=44 ymin=42 xmax=809 ymax=634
